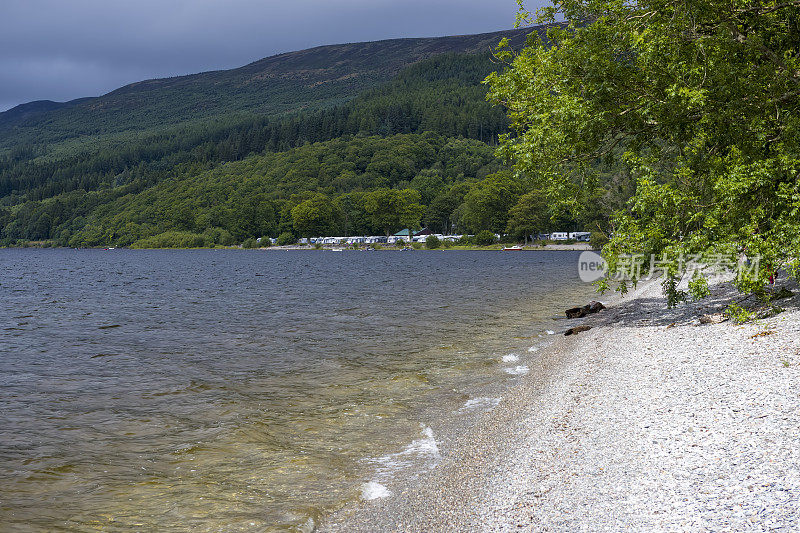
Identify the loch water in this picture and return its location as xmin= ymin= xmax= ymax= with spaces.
xmin=0 ymin=249 xmax=598 ymax=531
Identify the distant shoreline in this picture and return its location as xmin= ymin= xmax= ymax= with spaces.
xmin=1 ymin=243 xmax=597 ymax=252
xmin=261 ymin=243 xmax=595 ymax=252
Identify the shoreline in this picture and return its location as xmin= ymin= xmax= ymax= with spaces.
xmin=0 ymin=243 xmax=596 ymax=252
xmin=260 ymin=244 xmax=595 ymax=251
xmin=320 ymin=279 xmax=800 ymax=531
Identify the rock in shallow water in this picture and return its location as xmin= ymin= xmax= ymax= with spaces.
xmin=565 ymin=325 xmax=592 ymax=336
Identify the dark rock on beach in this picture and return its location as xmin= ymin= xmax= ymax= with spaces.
xmin=565 ymin=325 xmax=592 ymax=336
xmin=565 ymin=306 xmax=587 ymax=319
xmin=589 ymin=301 xmax=606 ymax=312
xmin=565 ymin=301 xmax=606 ymax=319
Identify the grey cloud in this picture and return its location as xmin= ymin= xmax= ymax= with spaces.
xmin=1 ymin=0 xmax=545 ymax=111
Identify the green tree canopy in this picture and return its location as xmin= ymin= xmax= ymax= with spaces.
xmin=364 ymin=188 xmax=424 ymax=236
xmin=228 ymin=193 xmax=277 ymax=241
xmin=506 ymin=191 xmax=549 ymax=243
xmin=291 ymin=193 xmax=337 ymax=237
xmin=410 ymin=169 xmax=446 ymax=205
xmin=461 ymin=171 xmax=524 ymax=233
xmin=488 ymin=0 xmax=800 ymax=301
xmin=426 ymin=182 xmax=470 ymax=234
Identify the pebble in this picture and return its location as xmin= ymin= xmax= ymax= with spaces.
xmin=321 ymin=279 xmax=800 ymax=532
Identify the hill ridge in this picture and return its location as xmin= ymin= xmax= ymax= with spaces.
xmin=0 ymin=27 xmax=536 ymax=142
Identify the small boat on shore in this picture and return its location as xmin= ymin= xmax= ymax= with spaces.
xmin=503 ymin=245 xmax=523 ymax=251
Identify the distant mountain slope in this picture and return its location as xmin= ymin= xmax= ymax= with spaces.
xmin=0 ymin=28 xmax=535 ymax=150
xmin=0 ymin=50 xmax=516 ymax=203
xmin=0 ymin=98 xmax=92 ymax=123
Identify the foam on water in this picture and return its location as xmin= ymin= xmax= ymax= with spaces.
xmin=370 ymin=424 xmax=441 ymax=477
xmin=403 ymin=426 xmax=440 ymax=458
xmin=502 ymin=353 xmax=519 ymax=363
xmin=360 ymin=481 xmax=392 ymax=500
xmin=459 ymin=396 xmax=501 ymax=412
xmin=298 ymin=517 xmax=316 ymax=533
xmin=504 ymin=365 xmax=530 ymax=376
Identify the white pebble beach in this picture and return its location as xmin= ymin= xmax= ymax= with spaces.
xmin=320 ymin=278 xmax=800 ymax=532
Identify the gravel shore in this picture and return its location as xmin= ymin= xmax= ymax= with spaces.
xmin=320 ymin=279 xmax=800 ymax=532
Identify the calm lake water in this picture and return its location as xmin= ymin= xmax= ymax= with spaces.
xmin=0 ymin=249 xmax=596 ymax=531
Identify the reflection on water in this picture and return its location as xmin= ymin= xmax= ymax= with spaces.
xmin=0 ymin=249 xmax=597 ymax=531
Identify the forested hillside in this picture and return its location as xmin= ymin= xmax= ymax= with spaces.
xmin=0 ymin=25 xmax=618 ymax=248
xmin=0 ymin=52 xmax=512 ymax=203
xmin=58 ymin=134 xmax=501 ymax=247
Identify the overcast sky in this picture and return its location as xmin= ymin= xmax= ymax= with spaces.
xmin=0 ymin=0 xmax=550 ymax=112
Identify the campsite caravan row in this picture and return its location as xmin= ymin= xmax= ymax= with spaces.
xmin=538 ymin=232 xmax=591 ymax=242
xmin=304 ymin=234 xmax=464 ymax=246
xmin=310 ymin=236 xmax=389 ymax=245
xmin=268 ymin=231 xmax=592 ymax=246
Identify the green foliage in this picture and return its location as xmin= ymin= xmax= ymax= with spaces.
xmin=489 ymin=1 xmax=800 ymax=300
xmin=0 ymin=30 xmax=530 ymax=152
xmin=275 ymin=232 xmax=296 ymax=246
xmin=130 ymin=231 xmax=209 ymax=249
xmin=589 ymin=231 xmax=609 ymax=250
xmin=2 ymin=30 xmax=604 ymax=248
xmin=725 ymin=303 xmax=756 ymax=325
xmin=461 ymin=171 xmax=524 ymax=233
xmin=291 ymin=194 xmax=337 ymax=238
xmin=687 ymin=274 xmax=711 ymax=301
xmin=425 ymin=235 xmax=441 ymax=249
xmin=506 ymin=191 xmax=548 ymax=242
xmin=425 ymin=182 xmax=470 ymax=234
xmin=242 ymin=238 xmax=259 ymax=249
xmin=3 ymin=133 xmax=509 ymax=247
xmin=364 ymin=188 xmax=424 ymax=236
xmin=0 ymin=50 xmax=514 ymax=207
xmin=474 ymin=230 xmax=497 ymax=246
xmin=410 ymin=170 xmax=445 ymax=204
xmin=204 ymin=227 xmax=235 ymax=246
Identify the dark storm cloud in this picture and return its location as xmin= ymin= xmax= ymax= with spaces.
xmin=0 ymin=0 xmax=545 ymax=111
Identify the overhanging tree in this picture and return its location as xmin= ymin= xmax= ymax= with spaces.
xmin=487 ymin=0 xmax=800 ymax=303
